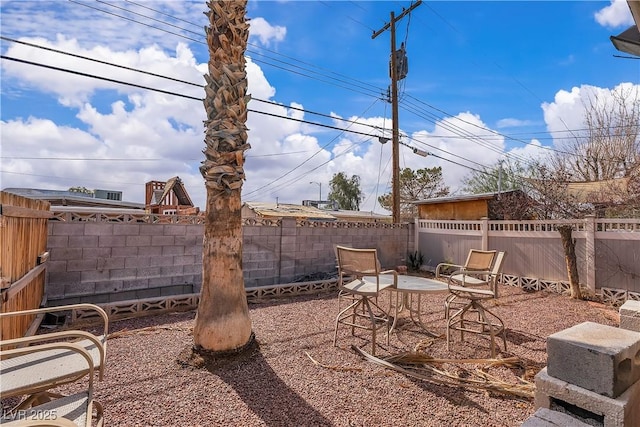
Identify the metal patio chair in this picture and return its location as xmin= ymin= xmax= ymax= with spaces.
xmin=0 ymin=304 xmax=108 ymax=405
xmin=445 ymin=251 xmax=508 ymax=357
xmin=436 ymin=249 xmax=497 ymax=319
xmin=333 ymin=246 xmax=397 ymax=355
xmin=0 ymin=342 xmax=104 ymax=427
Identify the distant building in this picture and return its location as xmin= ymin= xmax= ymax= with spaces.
xmin=2 ymin=187 xmax=144 ymax=210
xmin=243 ymin=201 xmax=391 ymax=223
xmin=145 ymin=177 xmax=199 ymax=215
xmin=242 ymin=202 xmax=336 ymax=221
xmin=414 ymin=190 xmax=532 ymax=220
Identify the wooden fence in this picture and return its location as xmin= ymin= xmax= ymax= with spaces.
xmin=0 ymin=191 xmax=52 ymax=340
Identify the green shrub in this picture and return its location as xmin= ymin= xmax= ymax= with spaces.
xmin=407 ymin=251 xmax=424 ymax=272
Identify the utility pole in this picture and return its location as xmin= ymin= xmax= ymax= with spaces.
xmin=372 ymin=0 xmax=422 ymax=223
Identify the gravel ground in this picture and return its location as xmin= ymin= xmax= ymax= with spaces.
xmin=6 ymin=284 xmax=620 ymax=427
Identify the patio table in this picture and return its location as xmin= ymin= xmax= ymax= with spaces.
xmin=364 ymin=274 xmax=449 ymax=337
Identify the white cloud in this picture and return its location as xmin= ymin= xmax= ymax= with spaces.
xmin=595 ymin=0 xmax=634 ymax=28
xmin=2 ymin=3 xmax=638 ymax=216
xmin=249 ymin=17 xmax=287 ymax=46
xmin=496 ymin=118 xmax=536 ymax=129
xmin=541 ymin=82 xmax=640 ymax=149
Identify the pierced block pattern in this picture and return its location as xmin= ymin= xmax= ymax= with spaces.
xmin=141 ymin=299 xmax=166 ymax=312
xmin=601 ymin=287 xmax=628 ymax=307
xmin=520 ymin=277 xmax=539 ymax=291
xmin=167 ymin=296 xmax=195 ymax=310
xmin=628 ymin=291 xmax=640 ymax=302
xmin=244 ymin=280 xmax=338 ymax=302
xmin=538 ymin=280 xmax=556 ymax=293
xmin=502 ymin=275 xmax=519 ymax=287
xmin=109 ymin=302 xmax=139 ymax=317
xmin=556 ymin=281 xmax=571 ymax=296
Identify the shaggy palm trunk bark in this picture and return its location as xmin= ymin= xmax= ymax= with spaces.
xmin=558 ymin=225 xmax=582 ymax=300
xmin=193 ymin=0 xmax=253 ymax=352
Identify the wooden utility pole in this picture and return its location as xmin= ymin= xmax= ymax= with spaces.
xmin=372 ymin=1 xmax=422 ymax=223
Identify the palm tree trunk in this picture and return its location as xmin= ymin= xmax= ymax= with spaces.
xmin=193 ymin=0 xmax=253 ymax=352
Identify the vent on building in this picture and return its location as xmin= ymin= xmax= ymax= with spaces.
xmin=94 ymin=189 xmax=122 ymax=201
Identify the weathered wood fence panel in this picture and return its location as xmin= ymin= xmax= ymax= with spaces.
xmin=0 ymin=191 xmax=51 ymax=340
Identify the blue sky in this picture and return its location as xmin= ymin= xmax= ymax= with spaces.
xmin=1 ymin=0 xmax=639 ymax=213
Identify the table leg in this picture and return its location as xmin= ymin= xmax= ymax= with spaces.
xmin=407 ymin=293 xmax=439 ymax=338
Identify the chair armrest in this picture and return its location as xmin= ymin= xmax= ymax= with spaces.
xmin=379 ymin=270 xmax=398 ymax=286
xmin=4 ymin=418 xmax=80 ymax=427
xmin=1 ymin=341 xmax=95 ymax=390
xmin=435 ymin=262 xmax=464 ymax=278
xmin=448 ymin=269 xmax=492 ymax=288
xmin=1 ymin=330 xmax=106 ymax=380
xmin=0 ymin=303 xmax=109 ymax=338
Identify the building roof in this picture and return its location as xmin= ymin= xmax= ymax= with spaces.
xmin=328 ymin=209 xmax=391 ymax=220
xmin=565 ymin=177 xmax=630 ymax=204
xmin=243 ymin=202 xmax=337 ymax=220
xmin=151 ymin=176 xmax=194 ymax=207
xmin=610 ymin=0 xmax=640 ymax=57
xmin=413 ymin=190 xmax=520 ymax=205
xmin=2 ymin=188 xmax=145 ymax=209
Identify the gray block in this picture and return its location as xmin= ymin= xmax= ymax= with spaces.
xmin=521 ymin=408 xmax=592 ymax=427
xmin=619 ymin=300 xmax=640 ymax=333
xmin=547 ymin=322 xmax=640 ymax=398
xmin=535 ymin=367 xmax=640 ymax=427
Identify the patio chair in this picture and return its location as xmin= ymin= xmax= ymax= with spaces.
xmin=333 ymin=246 xmax=397 ymax=356
xmin=0 ymin=304 xmax=108 ymax=403
xmin=436 ymin=249 xmax=496 ymax=319
xmin=445 ymin=251 xmax=507 ymax=357
xmin=1 ymin=342 xmax=104 ymax=427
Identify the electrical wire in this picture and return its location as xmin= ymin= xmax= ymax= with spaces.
xmin=59 ymin=0 xmax=630 ymax=165
xmin=3 ymin=3 xmax=634 ymax=192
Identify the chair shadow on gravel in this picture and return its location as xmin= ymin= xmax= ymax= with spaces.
xmin=177 ymin=338 xmax=333 ymax=427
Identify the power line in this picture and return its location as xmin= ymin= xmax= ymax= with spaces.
xmin=60 ymin=0 xmax=627 ymax=162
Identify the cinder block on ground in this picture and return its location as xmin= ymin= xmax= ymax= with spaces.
xmin=619 ymin=300 xmax=640 ymax=333
xmin=535 ymin=367 xmax=640 ymax=427
xmin=547 ymin=322 xmax=640 ymax=398
xmin=520 ymin=408 xmax=592 ymax=426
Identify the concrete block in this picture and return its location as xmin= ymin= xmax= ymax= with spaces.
xmin=98 ymin=235 xmax=126 ymax=247
xmin=535 ymin=367 xmax=640 ymax=427
xmin=69 ymin=235 xmax=98 ymax=248
xmin=82 ymin=247 xmax=112 ymax=260
xmin=47 ymin=235 xmax=69 ymax=248
xmin=151 ymin=235 xmax=174 ymax=246
xmin=50 ymin=247 xmax=82 ymax=261
xmin=67 ymin=259 xmax=97 ymax=272
xmin=111 ymin=246 xmax=139 ymax=257
xmin=619 ymin=300 xmax=640 ymax=333
xmin=547 ymin=321 xmax=640 ymax=398
xmin=521 ymin=408 xmax=592 ymax=427
xmin=162 ymin=245 xmax=185 ymax=256
xmin=84 ymin=223 xmax=113 ymax=236
xmin=96 ymin=256 xmax=125 ymax=271
xmin=125 ymin=235 xmax=152 ymax=247
xmin=113 ymin=224 xmax=140 ymax=236
xmin=163 ymin=224 xmax=186 ymax=236
xmin=50 ymin=223 xmax=84 ymax=236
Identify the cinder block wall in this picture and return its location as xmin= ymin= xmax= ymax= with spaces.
xmin=46 ymin=219 xmax=413 ymax=305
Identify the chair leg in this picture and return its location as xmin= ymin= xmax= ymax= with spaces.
xmin=334 ymin=293 xmax=391 ymax=356
xmin=334 ymin=298 xmax=362 ymax=347
xmin=362 ymin=297 xmax=377 ymax=356
xmin=478 ymin=303 xmax=507 ymax=355
xmin=474 ymin=303 xmax=496 ymax=358
xmin=446 ymin=301 xmax=474 ymax=351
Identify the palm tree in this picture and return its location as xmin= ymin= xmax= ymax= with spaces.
xmin=193 ymin=0 xmax=253 ymax=352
